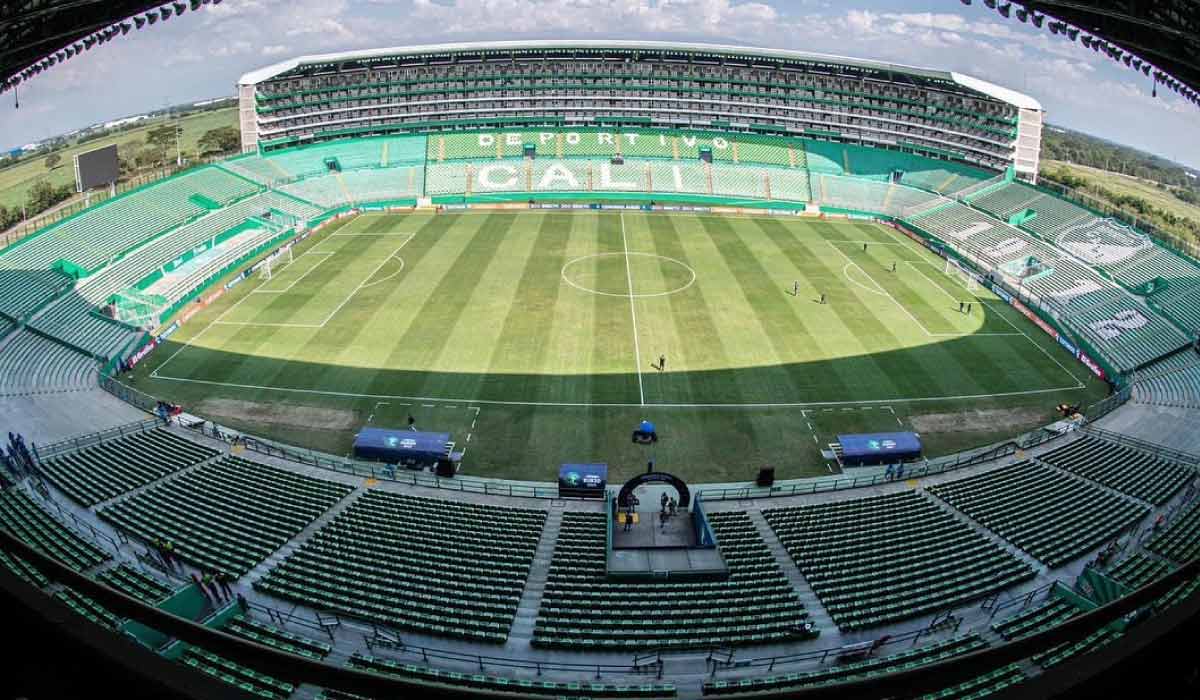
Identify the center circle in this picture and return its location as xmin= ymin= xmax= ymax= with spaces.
xmin=561 ymin=253 xmax=697 ymax=298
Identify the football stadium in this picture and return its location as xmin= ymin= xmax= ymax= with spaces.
xmin=2 ymin=2 xmax=1200 ymax=698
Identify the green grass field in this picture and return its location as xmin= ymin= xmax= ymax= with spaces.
xmin=134 ymin=211 xmax=1109 ymax=483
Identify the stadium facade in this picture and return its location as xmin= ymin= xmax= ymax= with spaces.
xmin=236 ymin=40 xmax=1044 ymax=180
xmin=4 ymin=39 xmax=1200 ymax=700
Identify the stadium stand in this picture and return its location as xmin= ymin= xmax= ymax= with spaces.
xmin=27 ymin=296 xmax=136 ymax=359
xmin=1035 ymin=435 xmax=1194 ymax=505
xmin=339 ymin=654 xmax=678 ymax=699
xmin=56 ymin=586 xmax=123 ymax=629
xmin=0 ymin=331 xmax=98 ymax=396
xmin=1131 ymin=352 xmax=1200 ymax=408
xmin=98 ymin=455 xmax=352 ymax=576
xmin=97 ymin=563 xmax=174 ymax=604
xmin=178 ymin=614 xmax=334 ymax=699
xmin=0 ymin=547 xmax=49 ymax=587
xmin=764 ymin=492 xmax=1035 ymax=631
xmin=701 ymin=634 xmax=991 ymax=695
xmin=255 ymin=489 xmax=546 ymax=643
xmin=0 ymin=268 xmax=73 ymax=321
xmin=534 ymin=510 xmax=814 ymax=650
xmin=0 ymin=489 xmax=110 ymax=571
xmin=967 ymin=182 xmax=1046 ymax=220
xmin=813 ymin=174 xmax=941 ymax=217
xmin=927 ymin=461 xmax=1150 ymax=568
xmin=991 ymin=596 xmax=1081 ymax=641
xmin=1032 ymin=626 xmax=1122 ymax=670
xmin=181 ymin=645 xmax=296 ymax=699
xmin=1069 ymin=296 xmax=1192 ymax=372
xmin=0 ymin=167 xmax=259 ymax=273
xmin=1106 ymin=553 xmax=1173 ymax=590
xmin=36 ymin=428 xmax=218 ymax=507
xmin=1146 ymin=499 xmax=1200 ymax=564
xmin=224 ymin=614 xmax=333 ymax=661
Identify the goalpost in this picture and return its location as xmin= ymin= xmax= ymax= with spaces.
xmin=944 ymin=258 xmax=979 ymax=294
xmin=261 ymin=247 xmax=294 ymax=281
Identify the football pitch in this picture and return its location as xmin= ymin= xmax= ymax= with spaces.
xmin=137 ymin=210 xmax=1109 ymax=482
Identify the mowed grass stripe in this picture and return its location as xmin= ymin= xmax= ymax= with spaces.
xmin=222 ymin=216 xmax=383 ymax=326
xmin=210 ymin=242 xmax=401 ymax=387
xmin=227 ymin=212 xmax=462 ymax=395
xmin=635 ymin=213 xmax=769 ymax=450
xmin=311 ymin=212 xmax=462 ymax=396
xmin=831 ymin=234 xmax=1011 ymax=397
xmin=544 ymin=214 xmax=640 ymax=403
xmin=692 ymin=215 xmax=816 ymax=403
xmin=589 ymin=214 xmax=644 ymax=403
xmin=358 ymin=212 xmax=514 ymax=398
xmin=751 ymin=218 xmax=863 ymax=397
xmin=174 ymin=218 xmax=397 ymax=385
xmin=427 ymin=212 xmax=547 ymax=397
xmin=849 ymin=221 xmax=1080 ymax=391
xmin=772 ymin=220 xmax=913 ymax=400
xmin=795 ymin=221 xmax=948 ymax=399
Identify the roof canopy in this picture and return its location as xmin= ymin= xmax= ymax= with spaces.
xmin=238 ymin=40 xmax=1042 ymax=112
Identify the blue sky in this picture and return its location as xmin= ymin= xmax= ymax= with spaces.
xmin=3 ymin=0 xmax=1198 ymax=168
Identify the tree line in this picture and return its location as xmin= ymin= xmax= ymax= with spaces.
xmin=0 ymin=123 xmax=240 ymax=234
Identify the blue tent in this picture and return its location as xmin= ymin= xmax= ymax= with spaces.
xmin=353 ymin=428 xmax=449 ymax=466
xmin=837 ymin=432 xmax=922 ymax=466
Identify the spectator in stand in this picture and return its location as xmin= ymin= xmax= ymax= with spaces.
xmin=191 ymin=573 xmax=213 ymax=604
xmin=215 ymin=571 xmax=234 ymax=599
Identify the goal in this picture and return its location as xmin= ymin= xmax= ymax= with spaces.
xmin=944 ymin=258 xmax=979 ymax=294
xmin=261 ymin=246 xmax=294 ymax=281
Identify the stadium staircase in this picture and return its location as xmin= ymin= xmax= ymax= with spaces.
xmin=244 ymin=484 xmax=365 ymax=585
xmin=505 ymin=506 xmax=564 ymax=648
xmin=745 ymin=509 xmax=835 ymax=633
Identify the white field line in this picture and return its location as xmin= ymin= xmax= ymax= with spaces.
xmin=828 ymin=241 xmax=1021 ymax=338
xmin=146 ymin=372 xmax=1088 ymax=408
xmin=841 ymin=263 xmax=890 ymax=297
xmin=982 ymin=299 xmax=1087 ymax=389
xmin=904 ymin=260 xmax=975 ymax=304
xmin=317 ymin=234 xmax=416 ymax=325
xmin=620 ymin=213 xmax=645 ymax=406
xmin=151 ymin=288 xmax=258 ymax=378
xmin=200 ymin=239 xmax=412 ymax=328
xmin=152 ymin=218 xmax=403 ymax=372
xmin=359 ymin=256 xmax=406 ymax=289
xmin=254 ymin=252 xmax=337 ymax=295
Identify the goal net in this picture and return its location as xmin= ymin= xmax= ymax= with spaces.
xmin=944 ymin=258 xmax=979 ymax=294
xmin=109 ymin=287 xmax=168 ymax=329
xmin=261 ymin=246 xmax=294 ymax=281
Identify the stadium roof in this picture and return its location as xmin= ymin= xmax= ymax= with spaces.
xmin=237 ymin=40 xmax=1044 ymax=112
xmin=0 ymin=1 xmax=213 ymax=92
xmin=972 ymin=1 xmax=1200 ymax=106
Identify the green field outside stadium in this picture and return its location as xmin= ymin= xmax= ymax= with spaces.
xmin=133 ymin=210 xmax=1109 ymax=482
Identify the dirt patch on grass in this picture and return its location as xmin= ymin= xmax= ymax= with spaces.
xmin=195 ymin=398 xmax=358 ymax=431
xmin=909 ymin=406 xmax=1047 ymax=434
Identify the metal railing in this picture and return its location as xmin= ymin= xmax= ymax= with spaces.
xmin=238 ymin=598 xmax=646 ymax=680
xmin=1082 ymin=425 xmax=1200 ymax=467
xmin=94 ymin=371 xmax=1136 ymax=503
xmin=34 ymin=417 xmax=164 ymax=461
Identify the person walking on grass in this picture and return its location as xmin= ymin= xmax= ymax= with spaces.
xmin=659 ymin=354 xmax=666 ymax=372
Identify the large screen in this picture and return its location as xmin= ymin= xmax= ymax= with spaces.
xmin=74 ymin=144 xmax=119 ymax=191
